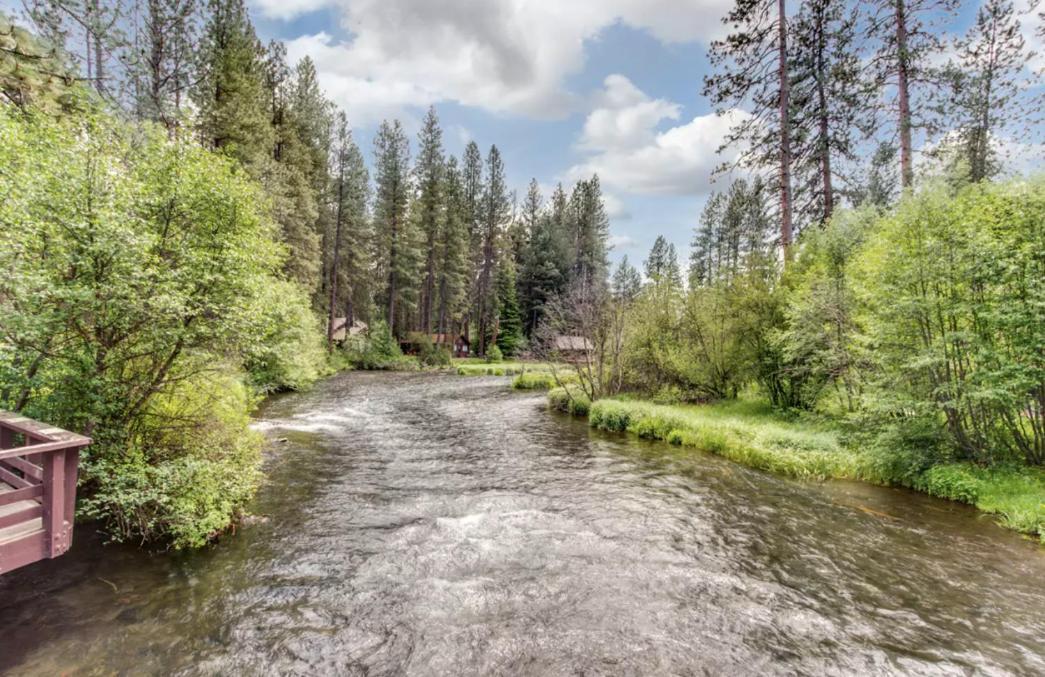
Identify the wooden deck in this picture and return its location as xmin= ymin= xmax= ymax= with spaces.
xmin=0 ymin=412 xmax=90 ymax=575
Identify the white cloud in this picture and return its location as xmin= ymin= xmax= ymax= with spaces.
xmin=602 ymin=192 xmax=631 ymax=220
xmin=608 ymin=234 xmax=638 ymax=250
xmin=569 ymin=75 xmax=750 ymax=196
xmin=275 ymin=0 xmax=732 ymax=125
xmin=252 ymin=0 xmax=330 ymax=22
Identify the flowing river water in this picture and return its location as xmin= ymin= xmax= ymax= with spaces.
xmin=1 ymin=372 xmax=1043 ymax=675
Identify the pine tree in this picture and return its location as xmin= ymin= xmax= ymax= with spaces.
xmin=945 ymin=0 xmax=1033 ymax=182
xmin=435 ymin=156 xmax=468 ymax=335
xmin=328 ymin=112 xmax=370 ymax=343
xmin=865 ymin=0 xmax=957 ymax=188
xmin=261 ymin=40 xmax=320 ymax=292
xmin=373 ymin=119 xmax=415 ymax=338
xmin=460 ymin=140 xmax=483 ymax=338
xmin=645 ymin=236 xmax=682 ymax=289
xmin=26 ymin=0 xmax=125 ymax=99
xmin=851 ymin=142 xmax=898 ymax=208
xmin=131 ymin=0 xmax=196 ymax=133
xmin=0 ymin=13 xmax=78 ymax=110
xmin=789 ymin=0 xmax=870 ymax=227
xmin=568 ymin=175 xmax=610 ymax=288
xmin=193 ymin=0 xmax=271 ymax=168
xmin=612 ymin=256 xmax=642 ymax=302
xmin=705 ymin=0 xmax=794 ymax=257
xmin=414 ymin=106 xmax=444 ymax=334
xmin=476 ymin=145 xmax=509 ymax=354
xmin=495 ymin=260 xmax=524 ymax=357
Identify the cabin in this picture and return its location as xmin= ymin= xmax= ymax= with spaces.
xmin=329 ymin=317 xmax=368 ymax=343
xmin=432 ymin=333 xmax=471 ymax=358
xmin=551 ymin=335 xmax=593 ymax=363
xmin=0 ymin=412 xmax=89 ymax=575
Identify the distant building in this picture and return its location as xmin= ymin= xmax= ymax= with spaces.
xmin=551 ymin=335 xmax=592 ymax=362
xmin=330 ymin=318 xmax=368 ymax=342
xmin=435 ymin=334 xmax=471 ymax=358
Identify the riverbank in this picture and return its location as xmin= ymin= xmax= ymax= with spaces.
xmin=547 ymin=387 xmax=1045 ymax=543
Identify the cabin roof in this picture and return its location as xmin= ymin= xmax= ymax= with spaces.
xmin=552 ymin=335 xmax=592 ymax=351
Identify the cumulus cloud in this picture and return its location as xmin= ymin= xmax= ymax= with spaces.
xmin=569 ymin=75 xmax=749 ymax=196
xmin=608 ymin=234 xmax=638 ymax=250
xmin=272 ymin=0 xmax=732 ymax=125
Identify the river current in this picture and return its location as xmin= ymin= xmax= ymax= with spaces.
xmin=1 ymin=372 xmax=1042 ymax=675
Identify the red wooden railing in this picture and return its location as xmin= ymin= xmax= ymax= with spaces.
xmin=0 ymin=412 xmax=90 ymax=575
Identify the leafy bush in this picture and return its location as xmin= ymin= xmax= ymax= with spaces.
xmin=344 ymin=320 xmax=411 ymax=370
xmin=485 ymin=344 xmax=504 ymax=363
xmin=415 ymin=334 xmax=452 ymax=367
xmin=78 ymin=372 xmax=263 ymax=549
xmin=243 ymin=279 xmax=328 ymax=393
xmin=548 ymin=385 xmax=590 ymax=417
xmin=512 ymin=371 xmax=576 ymax=390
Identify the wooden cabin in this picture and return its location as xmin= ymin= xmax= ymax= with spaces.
xmin=432 ymin=333 xmax=471 ymax=358
xmin=0 ymin=412 xmax=89 ymax=575
xmin=551 ymin=335 xmax=593 ymax=363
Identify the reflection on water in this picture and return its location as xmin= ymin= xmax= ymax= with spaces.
xmin=1 ymin=372 xmax=1042 ymax=675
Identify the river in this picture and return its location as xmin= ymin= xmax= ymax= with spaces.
xmin=1 ymin=372 xmax=1043 ymax=675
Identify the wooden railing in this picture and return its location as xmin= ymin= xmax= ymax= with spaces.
xmin=0 ymin=412 xmax=90 ymax=575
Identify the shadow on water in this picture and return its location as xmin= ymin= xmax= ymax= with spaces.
xmin=0 ymin=371 xmax=1042 ymax=675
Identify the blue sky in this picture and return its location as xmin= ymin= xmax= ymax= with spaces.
xmin=7 ymin=0 xmax=1039 ymax=267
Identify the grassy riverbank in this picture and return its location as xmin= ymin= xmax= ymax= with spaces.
xmin=547 ymin=387 xmax=1045 ymax=543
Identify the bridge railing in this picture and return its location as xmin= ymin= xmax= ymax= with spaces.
xmin=0 ymin=412 xmax=90 ymax=575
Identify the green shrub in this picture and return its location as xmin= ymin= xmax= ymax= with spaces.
xmin=344 ymin=320 xmax=412 ymax=370
xmin=485 ymin=344 xmax=504 ymax=363
xmin=243 ymin=280 xmax=328 ymax=393
xmin=79 ymin=371 xmax=263 ymax=549
xmin=548 ymin=386 xmax=590 ymax=417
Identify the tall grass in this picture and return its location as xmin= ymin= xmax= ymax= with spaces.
xmin=554 ymin=395 xmax=1044 ymax=543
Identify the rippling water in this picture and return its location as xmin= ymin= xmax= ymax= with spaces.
xmin=1 ymin=372 xmax=1043 ymax=675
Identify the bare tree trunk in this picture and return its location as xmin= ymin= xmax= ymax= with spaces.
xmin=895 ymin=0 xmax=914 ymax=189
xmin=327 ymin=166 xmax=346 ymax=351
xmin=777 ymin=0 xmax=794 ymax=257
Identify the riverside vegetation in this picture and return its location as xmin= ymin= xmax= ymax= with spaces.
xmin=1 ymin=0 xmax=1042 ymax=552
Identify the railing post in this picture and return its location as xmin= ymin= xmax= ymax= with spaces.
xmin=41 ymin=449 xmax=70 ymax=558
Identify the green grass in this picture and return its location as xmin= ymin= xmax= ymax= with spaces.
xmin=511 ymin=371 xmax=578 ymax=390
xmin=551 ymin=394 xmax=1045 ymax=543
xmin=454 ymin=360 xmax=558 ymax=377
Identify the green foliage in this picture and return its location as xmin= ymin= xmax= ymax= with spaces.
xmin=0 ymin=13 xmax=83 ymax=112
xmin=495 ymin=261 xmax=524 ymax=357
xmin=79 ymin=371 xmax=263 ymax=549
xmin=485 ymin=344 xmax=504 ymax=363
xmin=548 ymin=385 xmax=590 ymax=417
xmin=414 ymin=334 xmax=452 ymax=368
xmin=854 ymin=179 xmax=1045 ymax=465
xmin=343 ymin=320 xmax=411 ymax=370
xmin=511 ymin=371 xmax=576 ymax=390
xmin=0 ymin=108 xmax=295 ymax=546
xmin=243 ymin=279 xmax=328 ymax=393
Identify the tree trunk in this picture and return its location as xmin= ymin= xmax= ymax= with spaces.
xmin=777 ymin=0 xmax=794 ymax=257
xmin=895 ymin=0 xmax=914 ymax=189
xmin=327 ymin=166 xmax=346 ymax=351
xmin=815 ymin=13 xmax=834 ymax=222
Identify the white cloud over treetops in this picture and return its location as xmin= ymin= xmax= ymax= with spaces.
xmin=271 ymin=0 xmax=732 ymax=125
xmin=569 ymin=75 xmax=750 ymax=197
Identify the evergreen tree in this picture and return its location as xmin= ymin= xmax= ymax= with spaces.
xmin=851 ymin=142 xmax=899 ymax=209
xmin=705 ymin=0 xmax=794 ymax=256
xmin=328 ymin=112 xmax=370 ymax=340
xmin=476 ymin=145 xmax=509 ymax=354
xmin=568 ymin=175 xmax=610 ymax=288
xmin=414 ymin=106 xmax=444 ymax=333
xmin=131 ymin=0 xmax=196 ymax=133
xmin=0 ymin=13 xmax=79 ymax=110
xmin=435 ymin=156 xmax=468 ymax=335
xmin=645 ymin=236 xmax=682 ymax=289
xmin=495 ymin=260 xmax=524 ymax=357
xmin=789 ymin=0 xmax=870 ymax=227
xmin=372 ymin=119 xmax=415 ymax=338
xmin=612 ymin=256 xmax=642 ymax=302
xmin=26 ymin=0 xmax=125 ymax=99
xmin=261 ymin=40 xmax=320 ymax=292
xmin=865 ymin=0 xmax=957 ymax=188
xmin=460 ymin=140 xmax=483 ymax=337
xmin=944 ymin=0 xmax=1033 ymax=182
xmin=193 ymin=0 xmax=271 ymax=168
